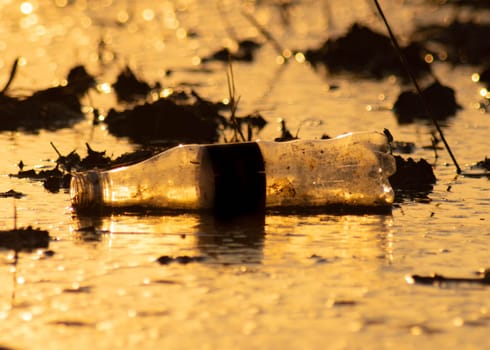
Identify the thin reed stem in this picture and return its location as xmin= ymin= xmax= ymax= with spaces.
xmin=373 ymin=0 xmax=462 ymax=174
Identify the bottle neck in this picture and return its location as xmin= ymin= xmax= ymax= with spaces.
xmin=70 ymin=171 xmax=103 ymax=210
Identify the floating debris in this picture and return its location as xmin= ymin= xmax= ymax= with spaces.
xmin=305 ymin=23 xmax=431 ymax=79
xmin=11 ymin=144 xmax=158 ymax=193
xmin=156 ymin=255 xmax=207 ymax=265
xmin=0 ymin=226 xmax=51 ymax=252
xmin=474 ymin=157 xmax=490 ymax=171
xmin=389 ymin=156 xmax=436 ymax=199
xmin=0 ymin=64 xmax=96 ymax=131
xmin=407 ymin=269 xmax=490 ymax=286
xmin=0 ymin=189 xmax=25 ymax=199
xmin=393 ymin=81 xmax=461 ymax=123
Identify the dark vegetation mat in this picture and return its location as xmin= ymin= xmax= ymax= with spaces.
xmin=428 ymin=0 xmax=490 ymax=8
xmin=0 ymin=62 xmax=95 ymax=131
xmin=104 ymin=91 xmax=225 ymax=145
xmin=411 ymin=20 xmax=490 ymax=65
xmin=0 ymin=226 xmax=51 ymax=252
xmin=105 ymin=66 xmax=267 ymax=145
xmin=304 ymin=23 xmax=432 ymax=80
xmin=389 ymin=156 xmax=436 ymax=193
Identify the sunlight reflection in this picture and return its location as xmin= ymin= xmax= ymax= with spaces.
xmin=97 ymin=82 xmax=112 ymax=94
xmin=294 ymin=52 xmax=306 ymax=63
xmin=20 ymin=1 xmax=34 ymax=15
xmin=69 ymin=211 xmax=394 ymax=268
xmin=117 ymin=10 xmax=129 ymax=24
xmin=264 ymin=214 xmax=393 ymax=263
xmin=142 ymin=8 xmax=155 ymax=22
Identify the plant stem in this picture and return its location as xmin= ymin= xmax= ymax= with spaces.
xmin=373 ymin=0 xmax=462 ymax=174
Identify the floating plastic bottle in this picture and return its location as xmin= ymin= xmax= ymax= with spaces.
xmin=70 ymin=131 xmax=396 ymax=215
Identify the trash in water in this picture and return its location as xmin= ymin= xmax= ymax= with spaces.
xmin=406 ymin=269 xmax=490 ymax=286
xmin=70 ymin=131 xmax=396 ymax=216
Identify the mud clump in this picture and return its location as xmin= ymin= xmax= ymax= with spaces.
xmin=389 ymin=156 xmax=436 ymax=200
xmin=0 ymin=226 xmax=51 ymax=252
xmin=475 ymin=157 xmax=490 ymax=171
xmin=104 ymin=90 xmax=226 ymax=145
xmin=393 ymin=81 xmax=461 ymax=123
xmin=0 ymin=64 xmax=95 ymax=131
xmin=305 ymin=23 xmax=431 ymax=79
xmin=112 ymin=66 xmax=158 ymax=103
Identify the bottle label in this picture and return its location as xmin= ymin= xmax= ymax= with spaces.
xmin=205 ymin=143 xmax=265 ymax=216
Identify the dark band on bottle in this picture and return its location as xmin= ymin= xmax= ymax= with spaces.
xmin=205 ymin=142 xmax=266 ymax=216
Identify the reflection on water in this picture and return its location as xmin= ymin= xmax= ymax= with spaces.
xmin=264 ymin=213 xmax=393 ymax=264
xmin=197 ymin=214 xmax=265 ymax=265
xmin=72 ymin=212 xmax=267 ymax=264
xmin=70 ymin=210 xmax=392 ymax=268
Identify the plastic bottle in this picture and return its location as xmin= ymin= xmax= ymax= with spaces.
xmin=70 ymin=131 xmax=396 ymax=214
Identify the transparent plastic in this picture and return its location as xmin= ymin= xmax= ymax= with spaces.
xmin=257 ymin=131 xmax=396 ymax=208
xmin=70 ymin=145 xmax=215 ymax=210
xmin=70 ymin=131 xmax=396 ymax=212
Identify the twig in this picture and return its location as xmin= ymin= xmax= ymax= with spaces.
xmin=1 ymin=58 xmax=19 ymax=94
xmin=13 ymin=200 xmax=17 ymax=230
xmin=226 ymin=58 xmax=246 ymax=142
xmin=50 ymin=141 xmax=63 ymax=158
xmin=373 ymin=0 xmax=462 ymax=174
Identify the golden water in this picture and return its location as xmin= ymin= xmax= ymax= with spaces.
xmin=1 ymin=1 xmax=489 ymax=349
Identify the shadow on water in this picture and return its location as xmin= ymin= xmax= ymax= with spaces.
xmin=70 ymin=209 xmax=397 ymax=267
xmin=196 ymin=213 xmax=265 ymax=265
xmin=71 ymin=212 xmax=266 ymax=265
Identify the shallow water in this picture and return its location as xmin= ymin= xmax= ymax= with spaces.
xmin=1 ymin=1 xmax=490 ymax=349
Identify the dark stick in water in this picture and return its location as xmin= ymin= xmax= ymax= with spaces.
xmin=373 ymin=0 xmax=462 ymax=174
xmin=1 ymin=58 xmax=19 ymax=94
